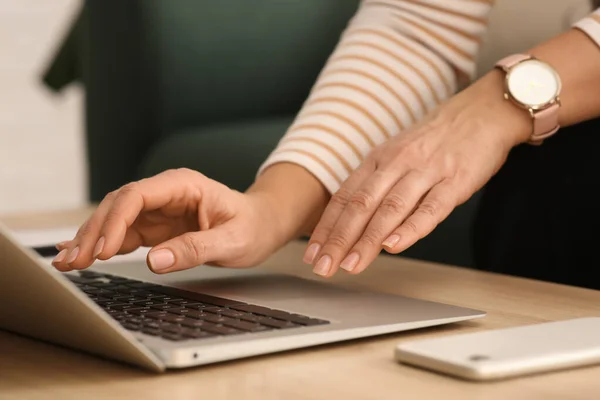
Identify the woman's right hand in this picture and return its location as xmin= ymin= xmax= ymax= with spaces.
xmin=51 ymin=168 xmax=289 ymax=274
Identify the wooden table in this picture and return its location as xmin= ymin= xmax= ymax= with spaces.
xmin=2 ymin=208 xmax=600 ymax=400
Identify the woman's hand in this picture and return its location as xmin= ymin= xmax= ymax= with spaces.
xmin=303 ymin=71 xmax=532 ymax=277
xmin=52 ymin=168 xmax=287 ymax=273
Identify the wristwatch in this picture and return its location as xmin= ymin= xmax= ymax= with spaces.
xmin=495 ymin=54 xmax=562 ymax=145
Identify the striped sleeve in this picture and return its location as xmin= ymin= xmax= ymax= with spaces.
xmin=573 ymin=8 xmax=600 ymax=47
xmin=257 ymin=0 xmax=494 ymax=194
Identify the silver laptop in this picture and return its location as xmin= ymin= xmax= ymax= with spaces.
xmin=0 ymin=222 xmax=485 ymax=372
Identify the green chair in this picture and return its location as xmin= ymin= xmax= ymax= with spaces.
xmin=42 ymin=0 xmax=480 ymax=268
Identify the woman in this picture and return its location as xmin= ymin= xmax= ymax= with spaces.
xmin=52 ymin=1 xmax=600 ymax=288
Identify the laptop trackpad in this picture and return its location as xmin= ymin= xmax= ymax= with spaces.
xmin=171 ymin=273 xmax=354 ymax=303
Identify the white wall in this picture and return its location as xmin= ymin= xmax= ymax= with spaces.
xmin=0 ymin=0 xmax=86 ymax=215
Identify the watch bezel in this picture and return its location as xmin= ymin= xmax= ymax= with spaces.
xmin=503 ymin=58 xmax=562 ymax=111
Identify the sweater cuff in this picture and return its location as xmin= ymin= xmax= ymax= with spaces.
xmin=573 ymin=10 xmax=600 ymax=48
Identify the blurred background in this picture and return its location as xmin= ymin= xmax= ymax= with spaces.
xmin=0 ymin=0 xmax=592 ymax=267
xmin=1 ymin=0 xmax=85 ymax=214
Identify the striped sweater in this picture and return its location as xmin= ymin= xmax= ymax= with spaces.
xmin=258 ymin=1 xmax=600 ymax=194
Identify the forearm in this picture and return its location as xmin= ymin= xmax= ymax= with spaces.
xmin=529 ymin=28 xmax=600 ymax=128
xmin=442 ymin=24 xmax=600 ymax=148
xmin=256 ymin=0 xmax=493 ymax=194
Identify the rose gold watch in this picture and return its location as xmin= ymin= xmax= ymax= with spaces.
xmin=495 ymin=54 xmax=562 ymax=145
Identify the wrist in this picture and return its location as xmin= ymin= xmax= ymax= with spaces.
xmin=443 ymin=69 xmax=533 ymax=149
xmin=246 ymin=162 xmax=329 ymax=245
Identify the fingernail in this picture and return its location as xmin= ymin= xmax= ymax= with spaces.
xmin=67 ymin=247 xmax=79 ymax=264
xmin=303 ymin=243 xmax=321 ymax=264
xmin=93 ymin=236 xmax=105 ymax=258
xmin=53 ymin=249 xmax=67 ymax=264
xmin=313 ymin=255 xmax=332 ymax=276
xmin=383 ymin=234 xmax=401 ymax=249
xmin=340 ymin=252 xmax=360 ymax=272
xmin=148 ymin=249 xmax=175 ymax=271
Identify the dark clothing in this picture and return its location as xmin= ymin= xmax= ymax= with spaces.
xmin=473 ymin=117 xmax=600 ymax=290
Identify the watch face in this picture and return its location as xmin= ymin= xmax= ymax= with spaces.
xmin=506 ymin=59 xmax=561 ymax=108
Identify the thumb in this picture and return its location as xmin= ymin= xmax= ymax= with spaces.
xmin=146 ymin=227 xmax=232 ymax=274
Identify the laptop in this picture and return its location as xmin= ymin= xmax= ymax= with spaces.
xmin=0 ymin=222 xmax=485 ymax=372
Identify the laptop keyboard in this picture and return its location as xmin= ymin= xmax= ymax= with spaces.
xmin=65 ymin=271 xmax=330 ymax=342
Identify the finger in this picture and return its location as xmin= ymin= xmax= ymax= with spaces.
xmin=56 ymin=241 xmax=71 ymax=251
xmin=52 ymin=194 xmax=117 ymax=271
xmin=96 ymin=169 xmax=204 ymax=260
xmin=381 ymin=179 xmax=456 ymax=260
xmin=312 ymin=167 xmax=405 ymax=278
xmin=339 ymin=170 xmax=438 ymax=274
xmin=146 ymin=226 xmax=234 ymax=274
xmin=303 ymin=160 xmax=375 ymax=265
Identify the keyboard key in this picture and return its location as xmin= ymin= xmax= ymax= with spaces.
xmin=219 ymin=309 xmax=249 ymax=319
xmin=104 ymin=309 xmax=127 ymax=317
xmin=132 ymin=300 xmax=169 ymax=307
xmin=222 ymin=319 xmax=272 ymax=333
xmin=157 ymin=322 xmax=180 ymax=330
xmin=91 ymin=296 xmax=112 ymax=302
xmin=290 ymin=315 xmax=330 ymax=326
xmin=161 ymin=333 xmax=186 ymax=341
xmin=162 ymin=324 xmax=183 ymax=334
xmin=121 ymin=323 xmax=141 ymax=331
xmin=87 ymin=282 xmax=118 ymax=289
xmin=127 ymin=308 xmax=159 ymax=316
xmin=202 ymin=314 xmax=228 ymax=324
xmin=232 ymin=305 xmax=328 ymax=326
xmin=184 ymin=303 xmax=222 ymax=310
xmin=167 ymin=299 xmax=201 ymax=306
xmin=127 ymin=282 xmax=158 ymax=289
xmin=144 ymin=293 xmax=167 ymax=299
xmin=164 ymin=307 xmax=195 ymax=315
xmin=141 ymin=328 xmax=161 ymax=336
xmin=79 ymin=271 xmax=106 ymax=278
xmin=231 ymin=304 xmax=291 ymax=319
xmin=202 ymin=307 xmax=228 ymax=314
xmin=103 ymin=285 xmax=132 ymax=292
xmin=180 ymin=319 xmax=207 ymax=328
xmin=83 ymin=288 xmax=115 ymax=296
xmin=238 ymin=314 xmax=263 ymax=323
xmin=256 ymin=317 xmax=300 ymax=329
xmin=200 ymin=322 xmax=244 ymax=336
xmin=152 ymin=286 xmax=245 ymax=307
xmin=142 ymin=311 xmax=168 ymax=320
xmin=110 ymin=294 xmax=144 ymax=302
xmin=109 ymin=304 xmax=148 ymax=311
xmin=114 ymin=288 xmax=152 ymax=296
xmin=107 ymin=277 xmax=136 ymax=284
xmin=180 ymin=328 xmax=216 ymax=339
xmin=176 ymin=309 xmax=210 ymax=320
xmin=150 ymin=304 xmax=175 ymax=311
xmin=160 ymin=314 xmax=188 ymax=324
xmin=96 ymin=299 xmax=129 ymax=307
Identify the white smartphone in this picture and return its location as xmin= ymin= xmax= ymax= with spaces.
xmin=394 ymin=317 xmax=600 ymax=381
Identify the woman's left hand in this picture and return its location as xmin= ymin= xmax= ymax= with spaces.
xmin=303 ymin=71 xmax=531 ymax=277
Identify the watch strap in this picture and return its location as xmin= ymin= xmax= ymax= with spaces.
xmin=495 ymin=54 xmax=531 ymax=70
xmin=531 ymin=103 xmax=560 ymax=145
